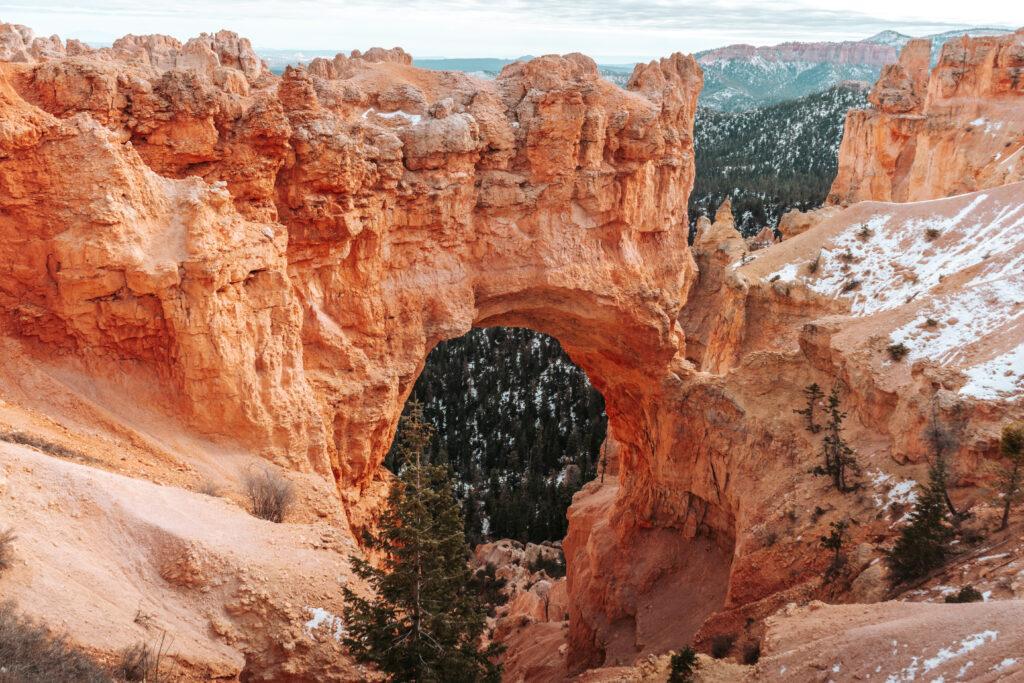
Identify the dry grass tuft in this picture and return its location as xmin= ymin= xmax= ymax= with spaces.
xmin=0 ymin=601 xmax=109 ymax=682
xmin=0 ymin=528 xmax=15 ymax=576
xmin=242 ymin=467 xmax=295 ymax=523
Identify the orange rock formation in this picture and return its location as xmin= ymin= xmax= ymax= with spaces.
xmin=0 ymin=21 xmax=708 ymax=675
xmin=829 ymin=30 xmax=1024 ymax=204
xmin=0 ymin=26 xmax=701 ymax=513
xmin=2 ymin=20 xmax=1024 ymax=680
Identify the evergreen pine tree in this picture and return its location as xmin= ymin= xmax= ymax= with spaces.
xmin=818 ymin=384 xmax=859 ymax=492
xmin=342 ymin=400 xmax=503 ymax=682
xmin=819 ymin=519 xmax=848 ymax=564
xmin=994 ymin=422 xmax=1024 ymax=531
xmin=819 ymin=518 xmax=849 ymax=580
xmin=669 ymin=646 xmax=699 ymax=682
xmin=794 ymin=383 xmax=825 ymax=434
xmin=886 ymin=456 xmax=953 ymax=583
xmin=924 ymin=407 xmax=963 ymax=519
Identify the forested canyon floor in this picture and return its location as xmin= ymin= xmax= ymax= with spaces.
xmin=0 ymin=19 xmax=1022 ymax=682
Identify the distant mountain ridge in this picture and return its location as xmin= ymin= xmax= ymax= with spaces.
xmin=865 ymin=27 xmax=1012 ymax=62
xmin=254 ymin=26 xmax=1016 ymax=106
xmin=697 ymin=41 xmax=895 ymax=67
xmin=696 ymin=26 xmax=1014 ymax=110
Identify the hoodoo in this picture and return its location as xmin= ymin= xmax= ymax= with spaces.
xmin=829 ymin=30 xmax=1024 ymax=204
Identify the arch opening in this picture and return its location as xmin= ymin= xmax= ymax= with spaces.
xmin=386 ymin=326 xmax=608 ymax=547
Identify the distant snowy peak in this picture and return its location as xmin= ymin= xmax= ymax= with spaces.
xmin=864 ymin=27 xmax=1016 ymax=64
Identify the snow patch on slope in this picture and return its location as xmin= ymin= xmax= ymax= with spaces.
xmin=304 ymin=607 xmax=345 ymax=642
xmin=960 ymin=345 xmax=1024 ymax=400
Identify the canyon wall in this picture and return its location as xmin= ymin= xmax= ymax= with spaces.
xmin=829 ymin=29 xmax=1024 ymax=204
xmin=0 ymin=25 xmax=701 ymax=512
xmin=0 ymin=22 xmax=718 ymax=672
xmin=3 ymin=21 xmax=1024 ymax=679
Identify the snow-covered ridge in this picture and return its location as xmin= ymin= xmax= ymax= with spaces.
xmin=762 ymin=183 xmax=1024 ymax=401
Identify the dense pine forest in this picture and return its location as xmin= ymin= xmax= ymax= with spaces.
xmin=386 ymin=328 xmax=606 ymax=546
xmin=391 ymin=81 xmax=866 ymax=546
xmin=689 ymin=83 xmax=868 ymax=236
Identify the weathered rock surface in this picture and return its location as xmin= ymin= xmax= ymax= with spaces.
xmin=756 ymin=600 xmax=1024 ymax=680
xmin=2 ymin=18 xmax=1024 ymax=682
xmin=777 ymin=204 xmax=841 ymax=240
xmin=0 ymin=437 xmax=367 ymax=681
xmin=0 ymin=21 xmax=706 ymax=676
xmin=0 ymin=26 xmax=702 ymax=515
xmin=829 ymin=30 xmax=1024 ymax=204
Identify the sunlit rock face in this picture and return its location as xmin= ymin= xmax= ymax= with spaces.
xmin=6 ymin=20 xmax=1022 ymax=679
xmin=829 ymin=30 xmax=1024 ymax=204
xmin=0 ymin=23 xmax=711 ymax=668
xmin=0 ymin=28 xmax=701 ymax=495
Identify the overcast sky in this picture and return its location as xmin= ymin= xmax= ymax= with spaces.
xmin=1 ymin=1 xmax=1018 ymax=59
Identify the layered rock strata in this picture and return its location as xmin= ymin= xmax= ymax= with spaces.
xmin=0 ymin=26 xmax=702 ymax=512
xmin=3 ymin=21 xmax=1024 ymax=680
xmin=0 ymin=21 xmax=711 ymax=673
xmin=698 ymin=41 xmax=897 ymax=67
xmin=829 ymin=30 xmax=1024 ymax=204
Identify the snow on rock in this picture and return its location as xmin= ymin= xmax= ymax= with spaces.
xmin=757 ymin=562 xmax=1024 ymax=680
xmin=994 ymin=658 xmax=1019 ymax=672
xmin=304 ymin=607 xmax=345 ymax=642
xmin=767 ymin=190 xmax=1024 ymax=316
xmin=868 ymin=469 xmax=918 ymax=510
xmin=759 ymin=183 xmax=1024 ymax=400
xmin=919 ymin=630 xmax=998 ymax=675
xmin=361 ymin=108 xmax=423 ymax=125
xmin=959 ymin=344 xmax=1024 ymax=400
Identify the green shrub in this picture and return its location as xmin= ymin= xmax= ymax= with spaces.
xmin=669 ymin=646 xmax=698 ymax=682
xmin=944 ymin=585 xmax=983 ymax=603
xmin=471 ymin=562 xmax=509 ymax=617
xmin=888 ymin=343 xmax=909 ymax=362
xmin=994 ymin=422 xmax=1024 ymax=530
xmin=743 ymin=642 xmax=761 ymax=665
xmin=528 ymin=552 xmax=566 ymax=579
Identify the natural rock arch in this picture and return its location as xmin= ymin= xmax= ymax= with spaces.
xmin=0 ymin=34 xmax=746 ymax=669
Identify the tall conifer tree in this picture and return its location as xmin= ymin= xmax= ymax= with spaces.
xmin=887 ymin=456 xmax=952 ymax=582
xmin=343 ymin=400 xmax=502 ymax=682
xmin=994 ymin=422 xmax=1024 ymax=530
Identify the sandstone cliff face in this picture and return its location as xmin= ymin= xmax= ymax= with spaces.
xmin=0 ymin=24 xmax=707 ymax=675
xmin=0 ymin=30 xmax=702 ymax=515
xmin=829 ymin=30 xmax=1024 ymax=204
xmin=3 ymin=20 xmax=1024 ymax=681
